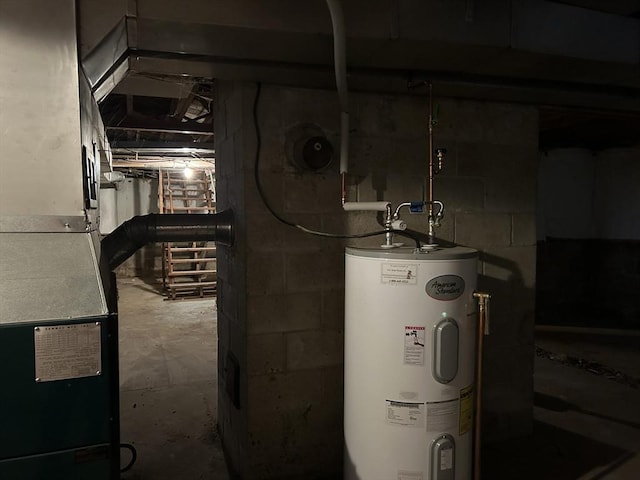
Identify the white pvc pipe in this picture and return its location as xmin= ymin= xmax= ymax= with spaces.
xmin=342 ymin=201 xmax=390 ymax=212
xmin=325 ymin=0 xmax=350 ymax=174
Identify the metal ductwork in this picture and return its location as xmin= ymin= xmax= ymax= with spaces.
xmin=102 ymin=210 xmax=234 ymax=270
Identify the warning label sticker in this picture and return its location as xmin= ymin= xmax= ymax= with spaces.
xmin=404 ymin=326 xmax=426 ymax=365
xmin=382 ymin=263 xmax=418 ymax=285
xmin=459 ymin=384 xmax=474 ymax=435
xmin=386 ymin=400 xmax=425 ymax=428
xmin=426 ymin=398 xmax=459 ymax=432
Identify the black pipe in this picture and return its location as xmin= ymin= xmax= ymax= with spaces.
xmin=101 ymin=210 xmax=234 ymax=271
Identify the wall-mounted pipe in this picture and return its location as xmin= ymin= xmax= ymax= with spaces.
xmin=342 ymin=201 xmax=390 ymax=212
xmin=325 ymin=0 xmax=349 ymax=174
xmin=325 ymin=0 xmax=350 ymax=205
xmin=101 ymin=210 xmax=234 ymax=270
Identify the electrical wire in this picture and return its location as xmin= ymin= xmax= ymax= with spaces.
xmin=252 ymin=83 xmax=421 ymax=249
xmin=120 ymin=443 xmax=137 ymax=473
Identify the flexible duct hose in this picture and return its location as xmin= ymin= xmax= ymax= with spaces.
xmin=101 ymin=210 xmax=234 ymax=270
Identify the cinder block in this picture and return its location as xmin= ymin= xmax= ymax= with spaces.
xmin=225 ymin=87 xmax=244 ymax=138
xmin=286 ymin=330 xmax=344 ymax=370
xmin=246 ymin=251 xmax=285 ymax=295
xmin=284 ymin=172 xmax=342 ymax=214
xmin=512 ymin=213 xmax=537 ymax=246
xmin=282 ymin=214 xmax=332 ymax=252
xmin=482 ymin=246 xmax=537 ymax=288
xmin=482 ymin=104 xmax=538 ymax=147
xmin=352 ymin=93 xmax=428 ymax=139
xmin=456 ymin=213 xmax=511 ymax=247
xmin=247 ymin=367 xmax=344 ymax=476
xmin=348 ymin=136 xmax=393 ymax=177
xmin=247 ymin=333 xmax=285 ymax=376
xmin=285 ymin=251 xmax=344 ymax=292
xmin=245 ymin=213 xmax=285 ymax=252
xmin=244 ymin=172 xmax=284 ymax=214
xmin=457 ymin=143 xmax=537 ymax=180
xmin=279 ymin=87 xmax=341 ymax=134
xmin=246 ymin=292 xmax=322 ymax=334
xmin=435 ymin=176 xmax=485 ymax=213
xmin=214 ymin=136 xmax=235 ymax=180
xmin=485 ymin=176 xmax=536 ymax=213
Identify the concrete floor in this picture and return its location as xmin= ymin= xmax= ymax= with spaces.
xmin=116 ymin=277 xmax=640 ymax=479
xmin=117 ymin=277 xmax=229 ymax=480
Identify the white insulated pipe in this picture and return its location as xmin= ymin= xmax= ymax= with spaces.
xmin=342 ymin=201 xmax=390 ymax=212
xmin=325 ymin=0 xmax=349 ymax=175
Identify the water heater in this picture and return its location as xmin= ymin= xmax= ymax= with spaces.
xmin=344 ymin=246 xmax=478 ymax=480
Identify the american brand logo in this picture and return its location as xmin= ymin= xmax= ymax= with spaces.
xmin=425 ymin=275 xmax=465 ymax=301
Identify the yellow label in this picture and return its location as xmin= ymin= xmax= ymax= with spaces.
xmin=459 ymin=384 xmax=474 ymax=435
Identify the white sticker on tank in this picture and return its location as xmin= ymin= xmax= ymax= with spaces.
xmin=426 ymin=398 xmax=459 ymax=432
xmin=381 ymin=263 xmax=418 ymax=285
xmin=386 ymin=400 xmax=425 ymax=428
xmin=440 ymin=448 xmax=453 ymax=470
xmin=404 ymin=326 xmax=425 ymax=365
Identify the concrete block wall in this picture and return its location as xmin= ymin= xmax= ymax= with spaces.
xmin=215 ymin=81 xmax=539 ymax=479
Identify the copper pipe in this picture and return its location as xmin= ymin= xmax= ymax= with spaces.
xmin=427 ymin=83 xmax=434 ymax=212
xmin=472 ymin=292 xmax=490 ymax=480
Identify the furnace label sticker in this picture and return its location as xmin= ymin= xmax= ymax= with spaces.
xmin=398 ymin=470 xmax=423 ymax=480
xmin=386 ymin=400 xmax=425 ymax=428
xmin=404 ymin=326 xmax=426 ymax=365
xmin=381 ymin=263 xmax=418 ymax=285
xmin=426 ymin=398 xmax=459 ymax=432
xmin=459 ymin=384 xmax=474 ymax=435
xmin=34 ymin=322 xmax=102 ymax=382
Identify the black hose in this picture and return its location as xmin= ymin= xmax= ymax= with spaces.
xmin=252 ymin=83 xmax=421 ymax=249
xmin=101 ymin=210 xmax=234 ymax=270
xmin=120 ymin=443 xmax=137 ymax=473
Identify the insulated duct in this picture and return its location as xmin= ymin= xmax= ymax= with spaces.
xmin=101 ymin=210 xmax=234 ymax=270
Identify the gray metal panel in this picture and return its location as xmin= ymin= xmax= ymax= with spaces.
xmin=0 ymin=216 xmax=88 ymax=233
xmin=0 ymin=0 xmax=85 ymax=217
xmin=82 ymin=18 xmax=130 ymax=89
xmin=433 ymin=319 xmax=459 ymax=384
xmin=431 ymin=435 xmax=455 ymax=480
xmin=345 ymin=246 xmax=478 ymax=261
xmin=0 ymin=233 xmax=107 ymax=325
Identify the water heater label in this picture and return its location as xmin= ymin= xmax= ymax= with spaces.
xmin=459 ymin=385 xmax=474 ymax=435
xmin=426 ymin=398 xmax=459 ymax=432
xmin=33 ymin=322 xmax=102 ymax=382
xmin=385 ymin=400 xmax=425 ymax=428
xmin=425 ymin=275 xmax=465 ymax=301
xmin=404 ymin=326 xmax=426 ymax=365
xmin=381 ymin=263 xmax=418 ymax=285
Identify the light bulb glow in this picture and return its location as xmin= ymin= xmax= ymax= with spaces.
xmin=183 ymin=166 xmax=194 ymax=179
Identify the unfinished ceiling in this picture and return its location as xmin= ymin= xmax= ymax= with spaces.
xmin=78 ymin=0 xmax=640 ymax=164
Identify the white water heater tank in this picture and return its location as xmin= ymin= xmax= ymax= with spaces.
xmin=344 ymin=246 xmax=478 ymax=480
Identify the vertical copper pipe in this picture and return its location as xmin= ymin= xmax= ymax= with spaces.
xmin=427 ymin=83 xmax=434 ymax=211
xmin=473 ymin=292 xmax=490 ymax=480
